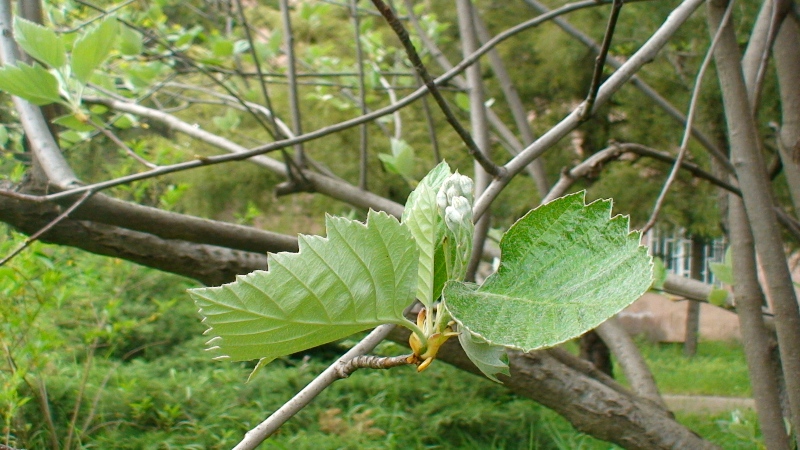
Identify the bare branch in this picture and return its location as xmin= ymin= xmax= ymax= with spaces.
xmin=234 ymin=0 xmax=282 ymax=138
xmin=0 ymin=190 xmax=94 ymax=267
xmin=596 ymin=318 xmax=666 ymax=409
xmin=351 ymin=0 xmax=369 ymax=189
xmin=370 ymin=0 xmax=503 ymax=177
xmin=580 ymin=0 xmax=623 ymax=121
xmin=708 ymin=0 xmax=800 ymax=440
xmin=523 ymin=0 xmax=734 ymax=173
xmin=474 ymin=0 xmax=706 ymax=220
xmin=472 ymin=12 xmax=550 ymax=196
xmin=642 ymin=0 xmax=732 ymax=234
xmin=87 ymin=118 xmax=158 ymax=169
xmin=232 ymin=324 xmax=398 ymax=450
xmin=279 ymin=0 xmax=306 ymax=167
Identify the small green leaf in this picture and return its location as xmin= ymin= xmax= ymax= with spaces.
xmin=443 ymin=192 xmax=653 ymax=351
xmin=402 ymin=162 xmax=451 ymax=308
xmin=651 ymin=257 xmax=666 ymax=290
xmin=53 ymin=113 xmax=95 ymax=132
xmin=212 ymin=39 xmax=234 ymax=57
xmin=378 ymin=138 xmax=416 ymax=180
xmin=188 ymin=210 xmax=419 ymax=365
xmin=458 ymin=329 xmax=509 ymax=383
xmin=0 ymin=63 xmax=62 ymax=105
xmin=14 ymin=17 xmax=66 ymax=68
xmin=119 ymin=25 xmax=143 ymax=56
xmin=71 ymin=16 xmax=119 ymax=84
xmin=455 ymin=92 xmax=470 ymax=111
xmin=0 ymin=125 xmax=8 ymax=147
xmin=708 ymin=288 xmax=729 ymax=307
xmin=709 ymin=247 xmax=733 ymax=285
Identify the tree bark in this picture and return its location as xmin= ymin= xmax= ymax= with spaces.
xmin=597 ymin=318 xmax=666 ymax=408
xmin=729 ymin=196 xmax=790 ymax=449
xmin=683 ymin=236 xmax=704 ymax=357
xmin=708 ymin=0 xmax=800 ymax=443
xmin=773 ymin=13 xmax=800 ymax=217
xmin=579 ymin=330 xmax=613 ymax=377
xmin=388 ymin=326 xmax=719 ymax=450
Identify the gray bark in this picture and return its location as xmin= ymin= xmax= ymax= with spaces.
xmin=708 ymin=0 xmax=800 ymax=443
xmin=597 ymin=318 xmax=666 ymax=408
xmin=683 ymin=236 xmax=704 ymax=357
xmin=773 ymin=13 xmax=800 ymax=217
xmin=729 ymin=196 xmax=790 ymax=450
xmin=389 ymin=326 xmax=719 ymax=450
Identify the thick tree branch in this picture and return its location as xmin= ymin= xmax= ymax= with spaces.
xmin=596 ymin=318 xmax=666 ymax=409
xmin=708 ymin=1 xmax=800 ymax=441
xmin=387 ymin=326 xmax=720 ymax=450
xmin=0 ymin=193 xmax=268 ymax=286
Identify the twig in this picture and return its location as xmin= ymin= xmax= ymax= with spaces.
xmin=334 ymin=354 xmax=412 ymax=378
xmin=0 ymin=190 xmax=94 ymax=267
xmin=351 ymin=0 xmax=369 ymax=189
xmin=370 ymin=0 xmax=503 ymax=178
xmin=233 ymin=324 xmax=398 ymax=450
xmin=87 ymin=118 xmax=158 ymax=169
xmin=234 ymin=0 xmax=281 ymax=138
xmin=416 ymin=73 xmax=441 ymax=163
xmin=580 ymin=0 xmax=623 ymax=121
xmin=280 ymin=0 xmax=305 ymax=167
xmin=641 ymin=0 xmax=733 ymax=235
xmin=523 ymin=0 xmax=734 ymax=173
xmin=77 ymin=0 xmax=275 ymax=134
xmin=6 ymin=1 xmax=652 ymax=206
xmin=473 ymin=0 xmax=706 ymax=221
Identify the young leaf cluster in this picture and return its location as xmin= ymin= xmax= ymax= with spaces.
xmin=0 ymin=16 xmax=122 ymax=115
xmin=189 ymin=163 xmax=653 ymax=382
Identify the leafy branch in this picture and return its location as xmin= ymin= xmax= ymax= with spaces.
xmin=190 ymin=163 xmax=653 ymax=446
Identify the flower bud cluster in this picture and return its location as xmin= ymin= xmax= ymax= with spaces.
xmin=436 ymin=172 xmax=474 ymax=233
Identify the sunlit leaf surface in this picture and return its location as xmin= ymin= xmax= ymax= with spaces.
xmin=444 ymin=192 xmax=652 ymax=351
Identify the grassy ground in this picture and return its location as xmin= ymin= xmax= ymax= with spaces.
xmin=1 ymin=233 xmax=760 ymax=449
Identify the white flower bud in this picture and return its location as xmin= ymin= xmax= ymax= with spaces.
xmin=444 ymin=205 xmax=464 ymax=231
xmin=436 ymin=189 xmax=448 ymax=211
xmin=450 ymin=196 xmax=473 ymax=221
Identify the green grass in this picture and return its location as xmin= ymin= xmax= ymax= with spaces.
xmin=616 ymin=339 xmax=752 ymax=397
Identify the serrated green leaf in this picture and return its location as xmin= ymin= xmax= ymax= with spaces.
xmin=188 ymin=210 xmax=419 ymax=364
xmin=71 ymin=16 xmax=118 ymax=84
xmin=14 ymin=17 xmax=66 ymax=68
xmin=402 ymin=162 xmax=451 ymax=308
xmin=443 ymin=191 xmax=653 ymax=351
xmin=458 ymin=329 xmax=509 ymax=383
xmin=0 ymin=63 xmax=62 ymax=105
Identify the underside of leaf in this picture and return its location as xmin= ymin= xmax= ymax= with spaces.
xmin=189 ymin=210 xmax=419 ymax=365
xmin=444 ymin=191 xmax=653 ymax=352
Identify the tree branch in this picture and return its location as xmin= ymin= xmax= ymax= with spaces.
xmin=474 ymin=0 xmax=706 ymax=220
xmin=370 ymin=0 xmax=503 ymax=177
